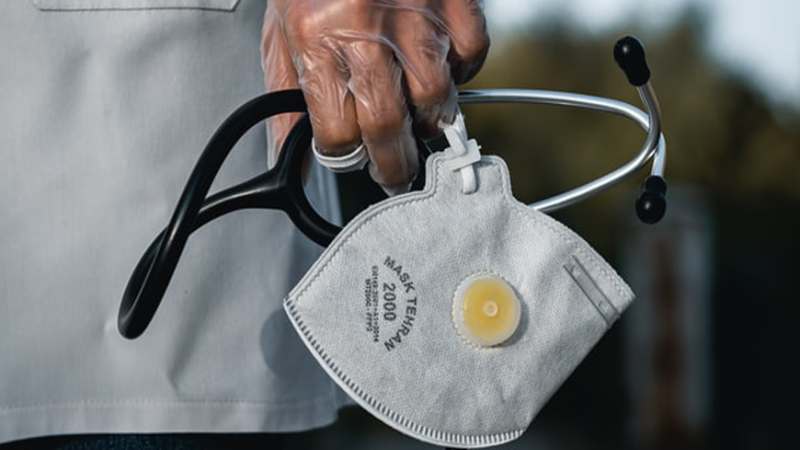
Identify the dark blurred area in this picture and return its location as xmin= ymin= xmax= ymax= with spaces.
xmin=307 ymin=6 xmax=800 ymax=450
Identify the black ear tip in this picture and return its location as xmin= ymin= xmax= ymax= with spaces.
xmin=614 ymin=36 xmax=651 ymax=86
xmin=636 ymin=176 xmax=667 ymax=224
xmin=636 ymin=192 xmax=666 ymax=224
xmin=614 ymin=36 xmax=644 ymax=61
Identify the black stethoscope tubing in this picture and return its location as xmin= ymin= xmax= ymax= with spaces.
xmin=118 ymin=89 xmax=430 ymax=339
xmin=118 ymin=90 xmax=337 ymax=339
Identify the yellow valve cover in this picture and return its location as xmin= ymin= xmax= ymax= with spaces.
xmin=452 ymin=273 xmax=521 ymax=347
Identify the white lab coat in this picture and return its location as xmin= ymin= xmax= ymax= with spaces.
xmin=0 ymin=0 xmax=348 ymax=444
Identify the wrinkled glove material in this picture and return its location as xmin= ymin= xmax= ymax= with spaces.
xmin=263 ymin=0 xmax=489 ymax=194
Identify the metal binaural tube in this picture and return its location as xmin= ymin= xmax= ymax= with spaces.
xmin=458 ymin=87 xmax=667 ymax=212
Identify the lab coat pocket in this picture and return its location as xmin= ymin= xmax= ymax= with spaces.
xmin=30 ymin=0 xmax=240 ymax=11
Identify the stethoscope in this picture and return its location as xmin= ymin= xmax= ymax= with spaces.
xmin=118 ymin=36 xmax=667 ymax=342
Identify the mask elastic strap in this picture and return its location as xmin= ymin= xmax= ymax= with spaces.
xmin=441 ymin=113 xmax=481 ymax=194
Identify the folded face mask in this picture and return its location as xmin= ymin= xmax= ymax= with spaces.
xmin=284 ymin=123 xmax=635 ymax=448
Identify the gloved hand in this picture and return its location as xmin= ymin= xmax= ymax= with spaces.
xmin=261 ymin=0 xmax=489 ymax=195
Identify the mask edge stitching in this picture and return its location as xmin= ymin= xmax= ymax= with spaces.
xmin=283 ymin=297 xmax=526 ymax=447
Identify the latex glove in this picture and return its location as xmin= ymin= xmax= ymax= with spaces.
xmin=262 ymin=0 xmax=489 ymax=195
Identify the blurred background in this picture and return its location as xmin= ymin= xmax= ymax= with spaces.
xmin=3 ymin=1 xmax=797 ymax=449
xmin=299 ymin=0 xmax=800 ymax=448
xmin=7 ymin=1 xmax=796 ymax=450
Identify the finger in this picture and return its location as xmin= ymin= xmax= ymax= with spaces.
xmin=436 ymin=0 xmax=490 ymax=84
xmin=389 ymin=7 xmax=458 ymax=137
xmin=347 ymin=41 xmax=418 ymax=195
xmin=300 ymin=51 xmax=361 ymax=158
xmin=278 ymin=4 xmax=362 ymax=157
xmin=261 ymin=5 xmax=303 ymax=164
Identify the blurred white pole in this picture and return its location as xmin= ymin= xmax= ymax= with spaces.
xmin=622 ymin=185 xmax=713 ymax=448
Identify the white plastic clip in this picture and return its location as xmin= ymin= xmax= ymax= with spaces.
xmin=441 ymin=113 xmax=481 ymax=194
